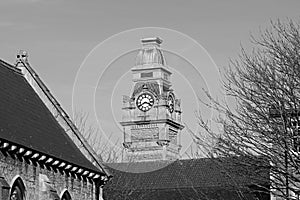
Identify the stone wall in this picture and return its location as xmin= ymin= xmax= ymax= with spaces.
xmin=0 ymin=152 xmax=97 ymax=200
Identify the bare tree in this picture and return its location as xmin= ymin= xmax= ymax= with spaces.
xmin=73 ymin=111 xmax=123 ymax=163
xmin=194 ymin=19 xmax=300 ymax=199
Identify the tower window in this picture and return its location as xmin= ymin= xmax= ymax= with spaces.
xmin=141 ymin=72 xmax=153 ymax=78
xmin=164 ymin=73 xmax=169 ymax=80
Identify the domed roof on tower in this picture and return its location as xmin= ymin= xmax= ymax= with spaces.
xmin=135 ymin=37 xmax=166 ymax=66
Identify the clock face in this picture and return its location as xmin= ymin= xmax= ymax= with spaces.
xmin=136 ymin=93 xmax=154 ymax=112
xmin=167 ymin=94 xmax=175 ymax=113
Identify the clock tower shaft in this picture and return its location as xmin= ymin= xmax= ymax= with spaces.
xmin=121 ymin=37 xmax=184 ymax=162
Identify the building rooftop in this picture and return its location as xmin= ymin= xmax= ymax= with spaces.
xmin=103 ymin=157 xmax=270 ymax=200
xmin=0 ymin=58 xmax=105 ymax=177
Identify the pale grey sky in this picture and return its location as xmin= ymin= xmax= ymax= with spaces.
xmin=1 ymin=0 xmax=300 ymax=156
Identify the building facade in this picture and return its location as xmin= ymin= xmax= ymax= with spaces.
xmin=0 ymin=51 xmax=110 ymax=200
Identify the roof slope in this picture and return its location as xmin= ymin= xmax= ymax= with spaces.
xmin=104 ymin=158 xmax=270 ymax=200
xmin=0 ymin=59 xmax=100 ymax=173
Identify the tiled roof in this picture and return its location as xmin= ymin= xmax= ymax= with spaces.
xmin=0 ymin=59 xmax=101 ymax=174
xmin=104 ymin=158 xmax=270 ymax=200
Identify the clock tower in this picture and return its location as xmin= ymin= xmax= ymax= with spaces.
xmin=120 ymin=37 xmax=184 ymax=162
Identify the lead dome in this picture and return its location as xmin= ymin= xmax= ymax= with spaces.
xmin=135 ymin=37 xmax=166 ymax=66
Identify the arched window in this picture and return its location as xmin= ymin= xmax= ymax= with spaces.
xmin=61 ymin=190 xmax=72 ymax=200
xmin=10 ymin=178 xmax=25 ymax=200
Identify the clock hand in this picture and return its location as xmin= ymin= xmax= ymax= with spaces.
xmin=141 ymin=102 xmax=150 ymax=106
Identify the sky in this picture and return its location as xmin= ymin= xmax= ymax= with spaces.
xmin=1 ymin=0 xmax=300 ymax=158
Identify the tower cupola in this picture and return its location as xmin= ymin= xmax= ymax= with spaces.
xmin=135 ymin=37 xmax=166 ymax=66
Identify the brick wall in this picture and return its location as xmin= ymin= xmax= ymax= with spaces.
xmin=0 ymin=152 xmax=97 ymax=200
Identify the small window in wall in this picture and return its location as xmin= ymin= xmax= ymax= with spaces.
xmin=141 ymin=72 xmax=153 ymax=78
xmin=61 ymin=190 xmax=72 ymax=200
xmin=10 ymin=178 xmax=25 ymax=200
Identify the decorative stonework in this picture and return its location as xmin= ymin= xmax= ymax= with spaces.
xmin=122 ymin=142 xmax=132 ymax=149
xmin=132 ymin=82 xmax=160 ymax=98
xmin=157 ymin=140 xmax=170 ymax=147
xmin=0 ymin=140 xmax=102 ymax=181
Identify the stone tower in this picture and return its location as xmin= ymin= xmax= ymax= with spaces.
xmin=120 ymin=37 xmax=184 ymax=162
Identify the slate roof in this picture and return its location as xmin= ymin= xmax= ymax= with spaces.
xmin=103 ymin=158 xmax=270 ymax=200
xmin=0 ymin=59 xmax=101 ymax=174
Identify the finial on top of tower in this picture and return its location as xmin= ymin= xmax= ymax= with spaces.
xmin=141 ymin=37 xmax=163 ymax=46
xmin=135 ymin=37 xmax=166 ymax=66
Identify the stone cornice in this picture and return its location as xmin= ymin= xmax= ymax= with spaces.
xmin=0 ymin=139 xmax=106 ymax=183
xmin=120 ymin=119 xmax=184 ymax=130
